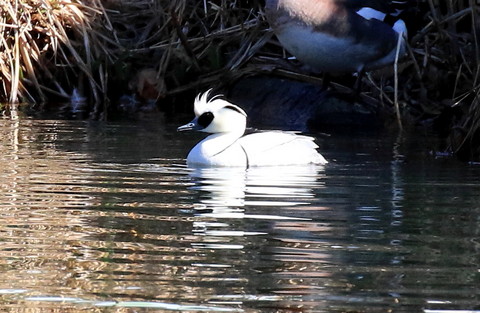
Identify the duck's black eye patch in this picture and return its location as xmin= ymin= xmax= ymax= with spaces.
xmin=198 ymin=112 xmax=214 ymax=128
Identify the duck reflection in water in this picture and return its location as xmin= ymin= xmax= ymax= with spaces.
xmin=188 ymin=165 xmax=327 ymax=242
xmin=190 ymin=165 xmax=324 ymax=210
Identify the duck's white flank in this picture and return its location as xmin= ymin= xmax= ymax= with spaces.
xmin=178 ymin=90 xmax=327 ymax=167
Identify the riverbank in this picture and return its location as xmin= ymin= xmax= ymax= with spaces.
xmin=1 ymin=0 xmax=479 ymax=160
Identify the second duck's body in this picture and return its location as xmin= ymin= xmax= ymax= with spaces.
xmin=178 ymin=90 xmax=327 ymax=167
xmin=265 ymin=0 xmax=408 ymax=73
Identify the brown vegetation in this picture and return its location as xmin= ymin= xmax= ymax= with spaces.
xmin=0 ymin=0 xmax=479 ymax=159
xmin=406 ymin=0 xmax=480 ymax=161
xmin=1 ymin=0 xmax=267 ymax=118
xmin=0 ymin=0 xmax=115 ymax=109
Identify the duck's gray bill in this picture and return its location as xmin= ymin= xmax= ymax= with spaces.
xmin=177 ymin=120 xmax=200 ymax=132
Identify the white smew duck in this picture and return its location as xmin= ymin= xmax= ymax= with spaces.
xmin=177 ymin=90 xmax=328 ymax=167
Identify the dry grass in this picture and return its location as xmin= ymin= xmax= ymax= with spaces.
xmin=103 ymin=0 xmax=268 ymax=94
xmin=407 ymin=0 xmax=480 ymax=160
xmin=0 ymin=0 xmax=118 ymax=108
xmin=1 ymin=0 xmax=268 ymax=117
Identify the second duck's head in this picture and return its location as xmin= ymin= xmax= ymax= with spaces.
xmin=178 ymin=89 xmax=247 ymax=134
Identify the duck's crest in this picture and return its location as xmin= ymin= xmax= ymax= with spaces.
xmin=194 ymin=89 xmax=247 ymax=117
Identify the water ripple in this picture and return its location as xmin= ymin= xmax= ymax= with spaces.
xmin=1 ymin=118 xmax=480 ymax=312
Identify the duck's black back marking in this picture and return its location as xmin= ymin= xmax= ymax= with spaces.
xmin=224 ymin=105 xmax=247 ymax=116
xmin=239 ymin=142 xmax=250 ymax=168
xmin=198 ymin=112 xmax=214 ymax=128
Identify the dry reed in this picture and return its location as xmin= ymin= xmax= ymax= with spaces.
xmin=409 ymin=0 xmax=480 ymax=160
xmin=1 ymin=0 xmax=268 ymax=117
xmin=0 ymin=0 xmax=118 ymax=108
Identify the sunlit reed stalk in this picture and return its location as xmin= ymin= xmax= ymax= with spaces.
xmin=394 ymin=32 xmax=404 ymax=131
xmin=1 ymin=0 xmax=114 ymax=105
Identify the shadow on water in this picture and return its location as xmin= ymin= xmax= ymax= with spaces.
xmin=0 ymin=117 xmax=479 ymax=312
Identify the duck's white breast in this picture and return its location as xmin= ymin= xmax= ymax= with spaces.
xmin=186 ymin=137 xmax=248 ymax=167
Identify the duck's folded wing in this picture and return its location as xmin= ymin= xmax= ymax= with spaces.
xmin=238 ymin=131 xmax=327 ymax=166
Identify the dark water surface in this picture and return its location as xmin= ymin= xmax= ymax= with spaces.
xmin=0 ymin=116 xmax=479 ymax=313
